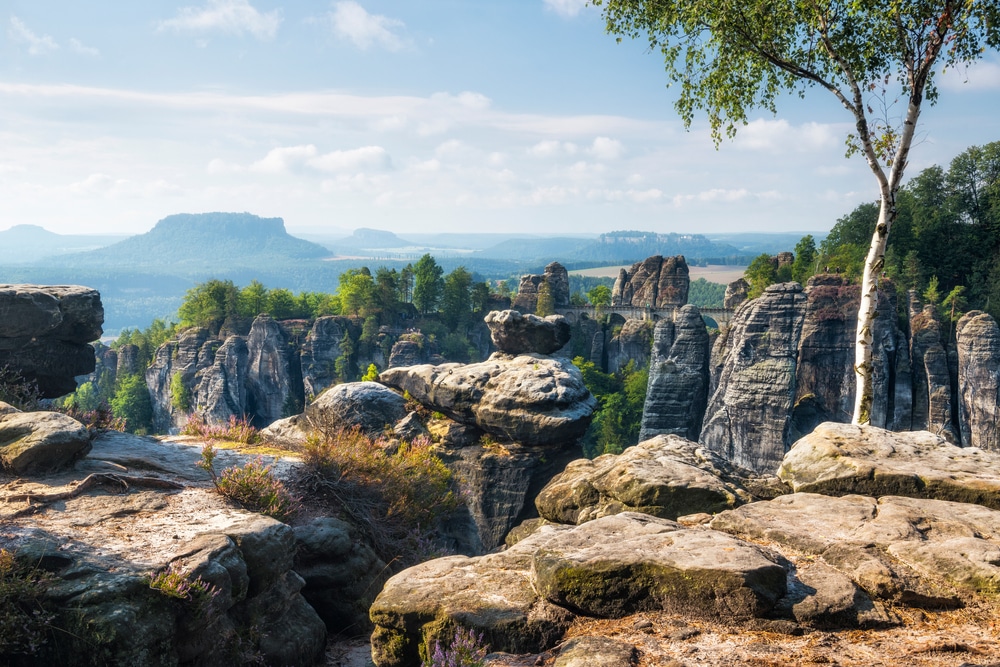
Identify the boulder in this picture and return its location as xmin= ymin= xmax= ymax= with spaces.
xmin=484 ymin=310 xmax=571 ymax=355
xmin=711 ymin=492 xmax=1000 ymax=605
xmin=700 ymin=282 xmax=808 ymax=474
xmin=0 ymin=410 xmax=91 ymax=474
xmin=535 ymin=435 xmax=757 ymax=525
xmin=778 ymin=422 xmax=1000 ymax=508
xmin=306 ymin=381 xmax=407 ymax=436
xmin=640 ymin=306 xmax=710 ymax=441
xmin=956 ymin=311 xmax=1000 ymax=450
xmin=370 ymin=513 xmax=786 ymax=667
xmin=0 ymin=284 xmax=103 ymax=397
xmin=553 ymin=637 xmax=636 ymax=667
xmin=379 ymin=354 xmax=595 ymax=446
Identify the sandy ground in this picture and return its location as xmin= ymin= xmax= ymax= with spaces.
xmin=571 ymin=265 xmax=747 ymax=285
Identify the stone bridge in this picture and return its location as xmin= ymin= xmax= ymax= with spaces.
xmin=554 ymin=305 xmax=735 ymax=329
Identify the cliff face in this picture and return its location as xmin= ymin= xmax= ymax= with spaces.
xmin=147 ymin=327 xmax=215 ymax=433
xmin=245 ymin=315 xmax=303 ymax=426
xmin=956 ymin=311 xmax=1000 ymax=451
xmin=611 ymin=255 xmax=690 ymax=308
xmin=699 ymin=282 xmax=808 ymax=473
xmin=639 ymin=305 xmax=710 ymax=442
xmin=605 ymin=318 xmax=654 ymax=374
xmin=512 ymin=262 xmax=570 ymax=313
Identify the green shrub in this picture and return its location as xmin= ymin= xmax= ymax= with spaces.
xmin=170 ymin=372 xmax=192 ymax=412
xmin=0 ymin=549 xmax=55 ymax=657
xmin=198 ymin=444 xmax=299 ymax=523
xmin=298 ymin=425 xmax=457 ymax=566
xmin=147 ymin=563 xmax=220 ymax=617
xmin=182 ymin=414 xmax=261 ymax=445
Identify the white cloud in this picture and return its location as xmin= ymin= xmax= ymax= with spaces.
xmin=736 ymin=119 xmax=841 ymax=153
xmin=8 ymin=17 xmax=58 ymax=55
xmin=528 ymin=140 xmax=578 ymax=158
xmin=589 ymin=137 xmax=624 ymax=160
xmin=543 ymin=0 xmax=589 ymax=18
xmin=308 ymin=146 xmax=391 ymax=172
xmin=68 ymin=38 xmax=100 ymax=56
xmin=158 ymin=0 xmax=282 ymax=40
xmin=329 ymin=1 xmax=406 ymax=52
xmin=672 ymin=188 xmax=750 ymax=206
xmin=251 ymin=145 xmax=318 ymax=173
xmin=70 ymin=173 xmax=117 ymax=195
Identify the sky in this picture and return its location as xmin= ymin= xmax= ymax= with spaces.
xmin=0 ymin=1 xmax=998 ymax=238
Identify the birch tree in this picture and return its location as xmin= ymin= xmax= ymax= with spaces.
xmin=595 ymin=0 xmax=999 ymax=424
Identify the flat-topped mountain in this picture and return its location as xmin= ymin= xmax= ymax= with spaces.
xmin=56 ymin=212 xmax=331 ymax=270
xmin=331 ymin=227 xmax=414 ymax=250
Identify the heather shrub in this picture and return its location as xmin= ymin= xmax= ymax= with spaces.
xmin=183 ymin=414 xmax=261 ymax=445
xmin=423 ymin=627 xmax=488 ymax=667
xmin=0 ymin=365 xmax=42 ymax=412
xmin=58 ymin=402 xmax=127 ymax=433
xmin=147 ymin=563 xmax=220 ymax=617
xmin=198 ymin=443 xmax=299 ymax=523
xmin=0 ymin=549 xmax=55 ymax=657
xmin=298 ymin=424 xmax=458 ymax=566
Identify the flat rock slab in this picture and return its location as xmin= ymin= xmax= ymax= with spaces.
xmin=778 ymin=422 xmax=1000 ymax=508
xmin=369 ymin=513 xmax=787 ymax=667
xmin=379 ymin=353 xmax=595 ymax=446
xmin=711 ymin=492 xmax=1000 ymax=605
xmin=535 ymin=435 xmax=758 ymax=525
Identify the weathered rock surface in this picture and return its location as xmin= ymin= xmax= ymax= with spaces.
xmin=194 ymin=335 xmax=249 ymax=426
xmin=147 ymin=327 xmax=215 ymax=433
xmin=306 ymin=381 xmax=407 ymax=436
xmin=535 ymin=435 xmax=757 ymax=525
xmin=712 ymin=492 xmax=1000 ymax=605
xmin=0 ymin=284 xmax=103 ymax=397
xmin=700 ymin=283 xmax=808 ymax=474
xmin=0 ymin=408 xmax=91 ymax=474
xmin=1 ymin=429 xmax=327 ymax=666
xmin=611 ymin=255 xmax=690 ymax=308
xmin=553 ymin=637 xmax=636 ymax=667
xmin=370 ymin=513 xmax=787 ymax=667
xmin=778 ymin=422 xmax=1000 ymax=508
xmin=640 ymin=306 xmax=710 ymax=441
xmin=724 ymin=278 xmax=749 ymax=310
xmin=605 ymin=318 xmax=654 ymax=375
xmin=301 ymin=315 xmax=349 ymax=399
xmin=909 ymin=297 xmax=958 ymax=442
xmin=513 ymin=262 xmax=571 ymax=313
xmin=379 ymin=354 xmax=595 ymax=446
xmin=485 ymin=310 xmax=571 ymax=355
xmin=956 ymin=310 xmax=1000 ymax=451
xmin=245 ymin=314 xmax=303 ymax=427
xmin=387 ymin=332 xmax=429 ymax=369
xmin=294 ymin=516 xmax=387 ymax=634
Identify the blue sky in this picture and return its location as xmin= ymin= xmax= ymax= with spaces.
xmin=0 ymin=0 xmax=998 ymax=237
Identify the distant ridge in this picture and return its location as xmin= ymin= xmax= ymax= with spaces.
xmin=0 ymin=224 xmax=127 ymax=264
xmin=332 ymin=227 xmax=415 ymax=250
xmin=56 ymin=212 xmax=331 ymax=271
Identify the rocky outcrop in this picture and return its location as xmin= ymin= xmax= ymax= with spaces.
xmin=2 ymin=429 xmax=327 ymax=667
xmin=700 ymin=282 xmax=808 ymax=474
xmin=778 ymin=422 xmax=1000 ymax=507
xmin=611 ymin=255 xmax=690 ymax=308
xmin=605 ymin=318 xmax=654 ymax=374
xmin=0 ymin=404 xmax=91 ymax=474
xmin=387 ymin=332 xmax=429 ymax=368
xmin=300 ymin=316 xmax=348 ymax=399
xmin=0 ymin=284 xmax=103 ymax=397
xmin=193 ymin=335 xmax=249 ymax=426
xmin=909 ymin=296 xmax=958 ymax=442
xmin=534 ymin=434 xmax=758 ymax=525
xmin=246 ymin=315 xmax=303 ymax=427
xmin=485 ymin=310 xmax=571 ymax=355
xmin=640 ymin=306 xmax=710 ymax=441
xmin=370 ymin=512 xmax=787 ymax=667
xmin=379 ymin=354 xmax=595 ymax=446
xmin=724 ymin=277 xmax=749 ymax=310
xmin=512 ymin=262 xmax=570 ymax=313
xmin=305 ymin=381 xmax=407 ymax=436
xmin=956 ymin=311 xmax=1000 ymax=451
xmin=147 ymin=327 xmax=215 ymax=433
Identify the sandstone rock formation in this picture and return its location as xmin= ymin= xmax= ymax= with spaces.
xmin=724 ymin=277 xmax=749 ymax=310
xmin=300 ymin=315 xmax=348 ymax=399
xmin=909 ymin=298 xmax=958 ymax=442
xmin=700 ymin=282 xmax=808 ymax=473
xmin=379 ymin=354 xmax=595 ymax=446
xmin=146 ymin=327 xmax=215 ymax=433
xmin=387 ymin=332 xmax=429 ymax=368
xmin=512 ymin=262 xmax=570 ymax=313
xmin=605 ymin=318 xmax=654 ymax=374
xmin=534 ymin=434 xmax=757 ymax=524
xmin=778 ymin=422 xmax=1000 ymax=507
xmin=611 ymin=255 xmax=690 ymax=308
xmin=640 ymin=306 xmax=710 ymax=441
xmin=0 ymin=284 xmax=103 ymax=397
xmin=485 ymin=309 xmax=571 ymax=355
xmin=306 ymin=381 xmax=407 ymax=436
xmin=956 ymin=310 xmax=1000 ymax=451
xmin=0 ymin=404 xmax=91 ymax=474
xmin=245 ymin=314 xmax=304 ymax=426
xmin=2 ymin=429 xmax=327 ymax=666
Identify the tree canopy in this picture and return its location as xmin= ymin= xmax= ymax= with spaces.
xmin=596 ymin=0 xmax=999 ymax=424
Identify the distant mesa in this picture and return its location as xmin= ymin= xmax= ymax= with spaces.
xmin=0 ymin=224 xmax=127 ymax=265
xmin=333 ymin=227 xmax=415 ymax=250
